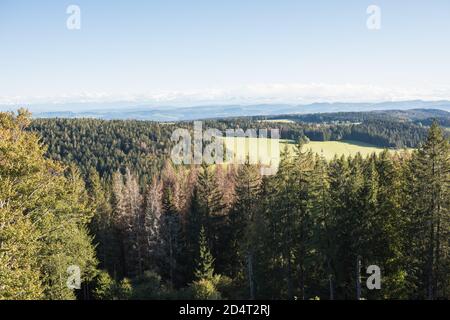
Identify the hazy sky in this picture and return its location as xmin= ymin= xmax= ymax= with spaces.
xmin=1 ymin=0 xmax=450 ymax=107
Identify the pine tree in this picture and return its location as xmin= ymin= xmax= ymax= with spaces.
xmin=87 ymin=168 xmax=118 ymax=275
xmin=196 ymin=163 xmax=227 ymax=272
xmin=142 ymin=176 xmax=163 ymax=272
xmin=123 ymin=169 xmax=144 ymax=277
xmin=372 ymin=151 xmax=408 ymax=299
xmin=194 ymin=226 xmax=215 ymax=281
xmin=159 ymin=186 xmax=183 ymax=288
xmin=407 ymin=122 xmax=450 ymax=299
xmin=228 ymin=161 xmax=262 ymax=299
xmin=270 ymin=145 xmax=296 ymax=298
xmin=291 ymin=140 xmax=315 ymax=299
xmin=41 ymin=165 xmax=98 ymax=299
xmin=111 ymin=170 xmax=127 ymax=278
xmin=310 ymin=154 xmax=335 ymax=299
xmin=327 ymin=155 xmax=353 ymax=299
xmin=111 ymin=169 xmax=144 ymax=277
xmin=185 ymin=185 xmax=204 ymax=281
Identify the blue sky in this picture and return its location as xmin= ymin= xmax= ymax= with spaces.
xmin=1 ymin=0 xmax=450 ymax=108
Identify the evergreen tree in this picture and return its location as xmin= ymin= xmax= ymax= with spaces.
xmin=4 ymin=109 xmax=449 ymax=300
xmin=228 ymin=161 xmax=262 ymax=299
xmin=141 ymin=176 xmax=163 ymax=272
xmin=310 ymin=154 xmax=335 ymax=299
xmin=194 ymin=226 xmax=215 ymax=281
xmin=407 ymin=122 xmax=450 ymax=299
xmin=88 ymin=168 xmax=119 ymax=276
xmin=291 ymin=141 xmax=315 ymax=299
xmin=195 ymin=163 xmax=227 ymax=272
xmin=159 ymin=186 xmax=183 ymax=288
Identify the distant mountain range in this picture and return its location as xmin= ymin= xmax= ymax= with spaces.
xmin=8 ymin=100 xmax=450 ymax=121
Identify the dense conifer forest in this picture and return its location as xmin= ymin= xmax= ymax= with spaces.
xmin=1 ymin=109 xmax=449 ymax=300
xmin=29 ymin=109 xmax=450 ymax=180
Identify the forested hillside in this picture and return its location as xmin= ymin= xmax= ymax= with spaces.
xmin=28 ymin=111 xmax=445 ymax=181
xmin=29 ymin=118 xmax=181 ymax=183
xmin=212 ymin=118 xmax=429 ymax=148
xmin=2 ymin=110 xmax=449 ymax=300
xmin=263 ymin=108 xmax=450 ymax=124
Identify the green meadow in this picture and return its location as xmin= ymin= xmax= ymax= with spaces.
xmin=298 ymin=140 xmax=386 ymax=159
xmin=221 ymin=137 xmax=397 ymax=165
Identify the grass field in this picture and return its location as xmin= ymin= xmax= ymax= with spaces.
xmin=299 ymin=140 xmax=385 ymax=159
xmin=221 ymin=137 xmax=389 ymax=166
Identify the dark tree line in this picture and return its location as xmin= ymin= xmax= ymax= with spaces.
xmin=212 ymin=118 xmax=430 ymax=148
xmin=29 ymin=115 xmax=445 ymax=185
xmin=29 ymin=118 xmax=184 ymax=184
xmin=87 ymin=123 xmax=450 ymax=300
xmin=263 ymin=108 xmax=450 ymax=124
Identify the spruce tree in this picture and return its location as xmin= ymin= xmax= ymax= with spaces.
xmin=228 ymin=161 xmax=262 ymax=298
xmin=196 ymin=163 xmax=227 ymax=272
xmin=407 ymin=122 xmax=450 ymax=299
xmin=194 ymin=226 xmax=215 ymax=281
xmin=159 ymin=186 xmax=183 ymax=288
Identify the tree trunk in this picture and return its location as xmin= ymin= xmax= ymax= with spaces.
xmin=247 ymin=252 xmax=255 ymax=300
xmin=329 ymin=275 xmax=334 ymax=300
xmin=356 ymin=257 xmax=361 ymax=300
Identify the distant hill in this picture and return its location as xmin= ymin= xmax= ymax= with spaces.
xmin=23 ymin=100 xmax=450 ymax=121
xmin=264 ymin=108 xmax=450 ymax=124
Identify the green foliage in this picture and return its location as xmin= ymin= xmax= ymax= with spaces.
xmin=189 ymin=279 xmax=222 ymax=300
xmin=4 ymin=110 xmax=450 ymax=300
xmin=0 ymin=207 xmax=42 ymax=299
xmin=93 ymin=270 xmax=115 ymax=300
xmin=194 ymin=227 xmax=215 ymax=281
xmin=29 ymin=114 xmax=437 ymax=185
xmin=117 ymin=278 xmax=133 ymax=300
xmin=212 ymin=275 xmax=235 ymax=300
xmin=0 ymin=110 xmax=98 ymax=300
xmin=29 ymin=118 xmax=180 ymax=183
xmin=130 ymin=271 xmax=163 ymax=299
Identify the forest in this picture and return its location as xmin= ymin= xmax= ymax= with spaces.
xmin=1 ymin=109 xmax=449 ymax=300
xmin=29 ymin=110 xmax=447 ymax=181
